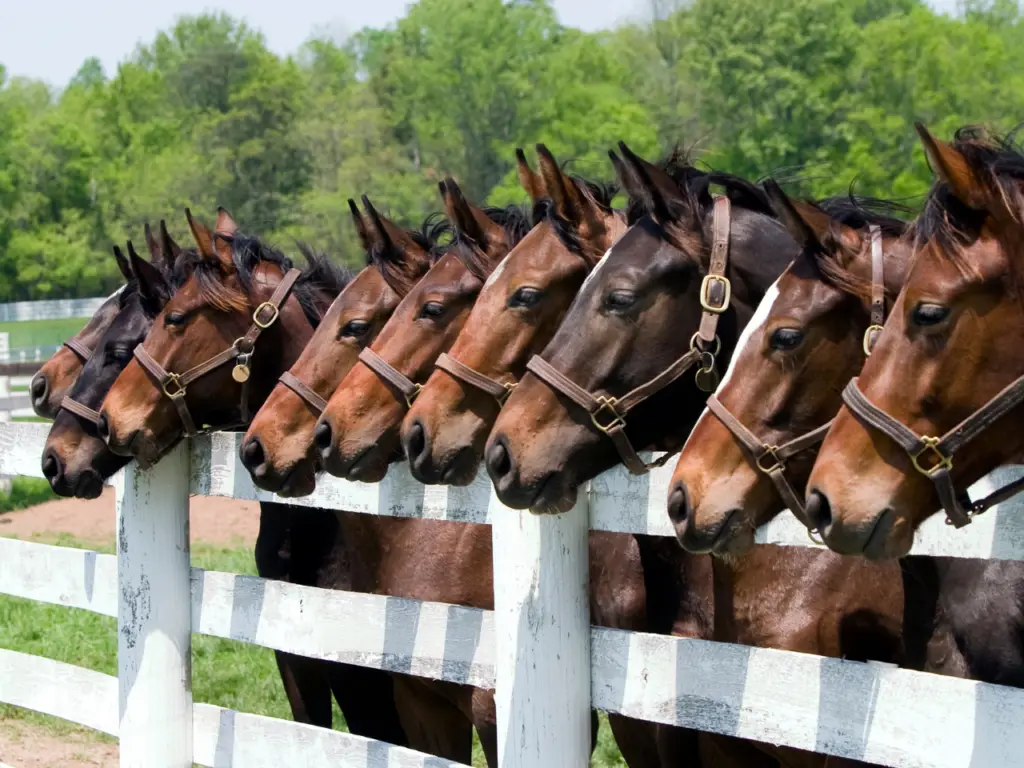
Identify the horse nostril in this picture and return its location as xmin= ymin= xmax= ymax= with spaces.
xmin=486 ymin=438 xmax=513 ymax=483
xmin=30 ymin=374 xmax=48 ymax=402
xmin=666 ymin=481 xmax=691 ymax=528
xmin=241 ymin=437 xmax=266 ymax=471
xmin=96 ymin=413 xmax=110 ymax=443
xmin=405 ymin=420 xmax=427 ymax=463
xmin=314 ymin=421 xmax=334 ymax=454
xmin=42 ymin=452 xmax=62 ymax=483
xmin=805 ymin=490 xmax=833 ymax=533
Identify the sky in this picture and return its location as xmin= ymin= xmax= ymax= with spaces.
xmin=0 ymin=0 xmax=643 ymax=87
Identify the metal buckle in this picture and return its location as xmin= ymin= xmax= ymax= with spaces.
xmin=862 ymin=324 xmax=883 ymax=356
xmin=497 ymin=381 xmax=516 ymax=406
xmin=162 ymin=374 xmax=186 ymax=399
xmin=755 ymin=445 xmax=783 ymax=474
xmin=590 ymin=396 xmax=626 ymax=434
xmin=253 ymin=301 xmax=280 ymax=329
xmin=910 ymin=436 xmax=952 ymax=477
xmin=700 ymin=275 xmax=732 ymax=314
xmin=404 ymin=383 xmax=424 ymax=410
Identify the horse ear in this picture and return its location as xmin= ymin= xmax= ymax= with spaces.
xmin=127 ymin=241 xmax=171 ymax=307
xmin=144 ymin=222 xmax=164 ymax=269
xmin=516 ymin=148 xmax=545 ymax=203
xmin=213 ymin=206 xmax=238 ymax=266
xmin=113 ymin=245 xmax=133 ymax=283
xmin=440 ymin=177 xmax=504 ymax=251
xmin=536 ymin=144 xmax=608 ymax=254
xmin=186 ymin=208 xmax=216 ymax=260
xmin=350 ymin=198 xmax=376 ymax=253
xmin=915 ymin=123 xmax=990 ymax=211
xmin=618 ymin=141 xmax=694 ymax=225
xmin=361 ymin=195 xmax=397 ymax=255
xmin=159 ymin=220 xmax=182 ymax=266
xmin=764 ymin=180 xmax=827 ymax=251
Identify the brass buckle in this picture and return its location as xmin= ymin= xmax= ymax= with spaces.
xmin=755 ymin=445 xmax=783 ymax=474
xmin=862 ymin=324 xmax=883 ymax=356
xmin=497 ymin=381 xmax=516 ymax=406
xmin=404 ymin=383 xmax=424 ymax=409
xmin=910 ymin=436 xmax=952 ymax=477
xmin=590 ymin=396 xmax=626 ymax=434
xmin=700 ymin=274 xmax=732 ymax=314
xmin=162 ymin=374 xmax=186 ymax=399
xmin=253 ymin=301 xmax=280 ymax=329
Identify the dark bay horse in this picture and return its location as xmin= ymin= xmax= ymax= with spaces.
xmin=486 ymin=145 xmax=902 ymax=767
xmin=806 ymin=125 xmax=1024 ymax=559
xmin=29 ymin=227 xmax=165 ymax=419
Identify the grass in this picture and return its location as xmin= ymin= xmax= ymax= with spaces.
xmin=0 ymin=477 xmax=57 ymax=513
xmin=0 ymin=535 xmax=626 ymax=766
xmin=0 ymin=317 xmax=86 ymax=349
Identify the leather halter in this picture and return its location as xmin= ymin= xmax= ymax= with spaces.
xmin=63 ymin=337 xmax=94 ymax=363
xmin=435 ymin=352 xmax=516 ymax=405
xmin=60 ymin=395 xmax=102 ymax=426
xmin=278 ymin=370 xmax=327 ymax=413
xmin=358 ymin=346 xmax=424 ymax=409
xmin=842 ymin=374 xmax=1024 ymax=528
xmin=704 ymin=226 xmax=885 ymax=524
xmin=133 ymin=268 xmax=301 ymax=437
xmin=524 ymin=196 xmax=733 ymax=475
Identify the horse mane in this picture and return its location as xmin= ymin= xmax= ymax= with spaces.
xmin=366 ymin=213 xmax=452 ymax=298
xmin=532 ymin=174 xmax=621 ymax=264
xmin=809 ymin=194 xmax=915 ymax=304
xmin=119 ymin=246 xmax=199 ymax=311
xmin=914 ymin=125 xmax=1024 ymax=277
xmin=178 ymin=233 xmax=352 ymax=328
xmin=625 ymin=146 xmax=707 ymax=225
xmin=452 ymin=204 xmax=533 ymax=283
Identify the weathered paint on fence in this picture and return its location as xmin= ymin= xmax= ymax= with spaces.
xmin=0 ymin=538 xmax=117 ymax=616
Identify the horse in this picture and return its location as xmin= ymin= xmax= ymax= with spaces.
xmin=806 ymin=125 xmax=1024 ymax=559
xmin=28 ymin=224 xmax=174 ymax=419
xmin=485 ymin=144 xmax=902 ymax=767
xmin=42 ymin=232 xmax=186 ymax=498
xmin=240 ymin=194 xmax=466 ymax=496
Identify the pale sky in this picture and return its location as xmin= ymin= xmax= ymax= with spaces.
xmin=0 ymin=0 xmax=647 ymax=86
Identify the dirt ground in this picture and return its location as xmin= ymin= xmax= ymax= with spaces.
xmin=1 ymin=491 xmax=261 ymax=766
xmin=0 ymin=488 xmax=260 ymax=548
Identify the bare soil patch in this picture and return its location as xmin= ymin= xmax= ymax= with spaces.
xmin=0 ymin=719 xmax=117 ymax=768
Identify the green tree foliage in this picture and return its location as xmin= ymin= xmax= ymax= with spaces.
xmin=1 ymin=0 xmax=1022 ymax=299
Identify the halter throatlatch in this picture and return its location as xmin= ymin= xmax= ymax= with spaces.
xmin=134 ymin=268 xmax=301 ymax=437
xmin=704 ymin=226 xmax=885 ymax=533
xmin=524 ymin=196 xmax=733 ymax=475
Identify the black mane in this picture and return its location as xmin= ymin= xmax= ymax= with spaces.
xmin=817 ymin=194 xmax=913 ymax=237
xmin=451 ymin=204 xmax=533 ymax=283
xmin=366 ymin=213 xmax=452 ymax=297
xmin=531 ymin=174 xmax=620 ymax=263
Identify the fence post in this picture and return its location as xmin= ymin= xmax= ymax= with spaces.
xmin=491 ymin=494 xmax=591 ymax=768
xmin=116 ymin=443 xmax=193 ymax=767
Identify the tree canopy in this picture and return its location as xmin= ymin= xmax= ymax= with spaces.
xmin=1 ymin=0 xmax=1022 ymax=300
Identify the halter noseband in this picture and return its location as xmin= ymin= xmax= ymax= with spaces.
xmin=523 ymin=195 xmax=733 ymax=476
xmin=63 ymin=337 xmax=94 ymax=363
xmin=704 ymin=225 xmax=885 ymax=526
xmin=54 ymin=340 xmax=101 ymax=425
xmin=357 ymin=346 xmax=424 ymax=410
xmin=435 ymin=353 xmax=516 ymax=405
xmin=133 ymin=268 xmax=301 ymax=437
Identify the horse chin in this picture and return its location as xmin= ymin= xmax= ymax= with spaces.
xmin=528 ymin=473 xmax=579 ymax=515
xmin=272 ymin=461 xmax=318 ymax=499
xmin=862 ymin=509 xmax=914 ymax=560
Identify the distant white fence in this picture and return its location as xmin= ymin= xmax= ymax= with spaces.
xmin=0 ymin=297 xmax=106 ymax=323
xmin=2 ymin=420 xmax=1024 ymax=767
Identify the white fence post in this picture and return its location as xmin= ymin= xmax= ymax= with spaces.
xmin=491 ymin=494 xmax=591 ymax=768
xmin=116 ymin=444 xmax=193 ymax=767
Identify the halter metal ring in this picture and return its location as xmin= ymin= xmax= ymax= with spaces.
xmin=590 ymin=396 xmax=626 ymax=433
xmin=700 ymin=274 xmax=732 ymax=314
xmin=910 ymin=436 xmax=952 ymax=477
xmin=689 ymin=332 xmax=721 ymax=358
xmin=253 ymin=301 xmax=281 ymax=329
xmin=404 ymin=383 xmax=424 ymax=410
xmin=862 ymin=324 xmax=883 ymax=357
xmin=498 ymin=381 xmax=516 ymax=405
xmin=162 ymin=374 xmax=186 ymax=399
xmin=755 ymin=445 xmax=783 ymax=474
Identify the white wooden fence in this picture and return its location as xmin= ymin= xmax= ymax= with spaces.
xmin=0 ymin=297 xmax=107 ymax=323
xmin=2 ymin=420 xmax=1024 ymax=767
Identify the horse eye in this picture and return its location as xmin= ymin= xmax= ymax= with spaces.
xmin=912 ymin=303 xmax=950 ymax=327
xmin=605 ymin=290 xmax=636 ymax=310
xmin=106 ymin=344 xmax=134 ymax=364
xmin=342 ymin=319 xmax=371 ymax=337
xmin=769 ymin=328 xmax=804 ymax=351
xmin=509 ymin=287 xmax=542 ymax=308
xmin=165 ymin=311 xmax=186 ymax=327
xmin=419 ymin=301 xmax=445 ymax=319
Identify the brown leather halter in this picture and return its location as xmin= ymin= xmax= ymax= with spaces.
xmin=278 ymin=370 xmax=328 ymax=413
xmin=524 ymin=196 xmax=733 ymax=475
xmin=435 ymin=352 xmax=516 ymax=405
xmin=56 ymin=340 xmax=100 ymax=425
xmin=703 ymin=225 xmax=885 ymax=524
xmin=63 ymin=337 xmax=94 ymax=363
xmin=133 ymin=268 xmax=301 ymax=437
xmin=357 ymin=346 xmax=424 ymax=410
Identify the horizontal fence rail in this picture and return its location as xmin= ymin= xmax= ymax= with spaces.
xmin=0 ymin=296 xmax=106 ymax=323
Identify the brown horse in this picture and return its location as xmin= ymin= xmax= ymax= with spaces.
xmin=28 ymin=227 xmax=169 ymax=419
xmin=486 ymin=146 xmax=903 ymax=767
xmin=806 ymin=125 xmax=1024 ymax=559
xmin=401 ymin=145 xmax=626 ymax=485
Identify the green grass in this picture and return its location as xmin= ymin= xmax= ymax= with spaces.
xmin=0 ymin=317 xmax=86 ymax=349
xmin=0 ymin=537 xmax=625 ymax=766
xmin=0 ymin=477 xmax=57 ymax=513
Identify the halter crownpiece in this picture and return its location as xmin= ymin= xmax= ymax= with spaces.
xmin=134 ymin=268 xmax=302 ymax=437
xmin=524 ymin=195 xmax=733 ymax=475
xmin=863 ymin=225 xmax=885 ymax=355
